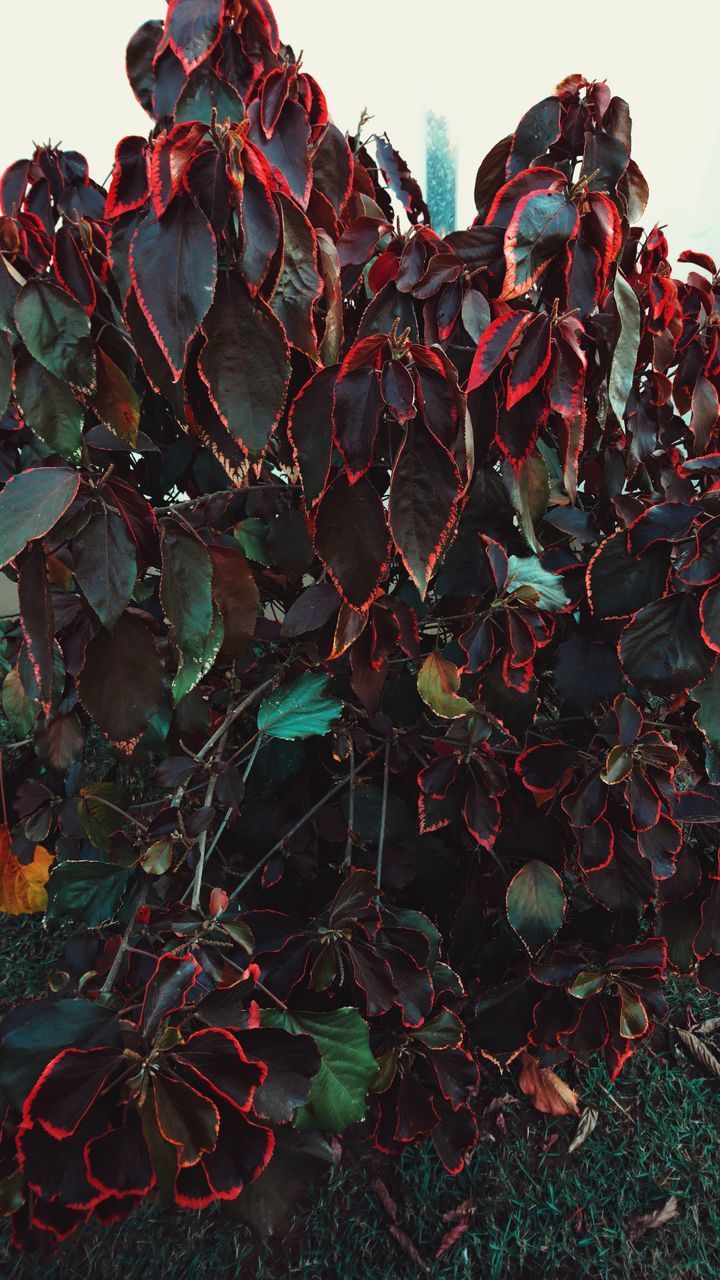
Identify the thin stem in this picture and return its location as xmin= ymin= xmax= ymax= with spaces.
xmin=376 ymin=738 xmax=391 ymax=892
xmin=82 ymin=793 xmax=147 ymax=834
xmin=100 ymin=890 xmax=146 ymax=996
xmin=171 ymin=676 xmax=277 ymax=808
xmin=343 ymin=740 xmax=356 ymax=868
xmin=226 ymin=745 xmax=383 ymax=905
xmin=194 ymin=734 xmax=265 ymax=882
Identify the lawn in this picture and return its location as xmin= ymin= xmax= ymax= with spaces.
xmin=0 ymin=911 xmax=718 ymax=1280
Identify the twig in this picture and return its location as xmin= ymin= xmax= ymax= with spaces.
xmin=343 ymin=740 xmax=356 ymax=868
xmin=171 ymin=675 xmax=277 ymax=808
xmin=100 ymin=889 xmax=146 ymax=996
xmin=226 ymin=745 xmax=383 ymax=905
xmin=376 ymin=738 xmax=391 ymax=891
xmin=190 ymin=732 xmax=266 ymax=894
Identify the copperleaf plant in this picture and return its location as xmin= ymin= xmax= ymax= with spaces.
xmin=0 ymin=0 xmax=718 ymax=1256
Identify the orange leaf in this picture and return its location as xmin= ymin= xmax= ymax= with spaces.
xmin=0 ymin=823 xmax=53 ymax=915
xmin=518 ymin=1050 xmax=580 ymax=1116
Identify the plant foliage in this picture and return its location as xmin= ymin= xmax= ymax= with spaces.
xmin=0 ymin=2 xmax=719 ymax=1256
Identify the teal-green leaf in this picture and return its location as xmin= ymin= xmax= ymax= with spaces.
xmin=15 ymin=279 xmax=96 ymax=392
xmin=0 ymin=999 xmax=116 ymax=1109
xmin=264 ymin=1007 xmax=377 ymax=1132
xmin=506 ymin=859 xmax=565 ymax=956
xmin=609 ymin=269 xmax=641 ymax=425
xmin=44 ymin=861 xmax=132 ymax=929
xmin=257 ymin=672 xmax=341 ymax=740
xmin=693 ymin=663 xmax=720 ymax=754
xmin=0 ymin=467 xmax=80 ymax=568
xmin=14 ymin=350 xmax=84 ymax=463
xmin=73 ymin=507 xmax=137 ymax=629
xmin=160 ymin=522 xmax=223 ymax=702
xmin=0 ymin=332 xmax=12 ymax=419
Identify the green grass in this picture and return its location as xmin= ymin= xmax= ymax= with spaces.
xmin=1 ymin=913 xmax=719 ymax=1279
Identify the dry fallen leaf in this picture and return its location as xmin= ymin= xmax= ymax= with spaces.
xmin=0 ymin=822 xmax=53 ymax=915
xmin=628 ymin=1195 xmax=680 ymax=1241
xmin=676 ymin=1028 xmax=720 ymax=1078
xmin=436 ymin=1219 xmax=471 ymax=1259
xmin=518 ymin=1051 xmax=580 ymax=1116
xmin=568 ymin=1105 xmax=599 ymax=1153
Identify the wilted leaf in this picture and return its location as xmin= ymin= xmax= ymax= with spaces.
xmin=417 ymin=652 xmax=474 ymax=719
xmin=518 ymin=1050 xmax=579 ymax=1116
xmin=568 ymin=1105 xmax=599 ymax=1153
xmin=627 ymin=1195 xmax=680 ymax=1242
xmin=0 ymin=823 xmax=53 ymax=915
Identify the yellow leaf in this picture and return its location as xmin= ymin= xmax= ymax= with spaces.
xmin=417 ymin=653 xmax=475 ymax=719
xmin=0 ymin=823 xmax=54 ymax=915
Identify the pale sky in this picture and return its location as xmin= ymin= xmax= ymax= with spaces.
xmin=1 ymin=1 xmax=718 ymax=259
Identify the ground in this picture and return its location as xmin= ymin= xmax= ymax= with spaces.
xmin=0 ymin=915 xmax=718 ymax=1279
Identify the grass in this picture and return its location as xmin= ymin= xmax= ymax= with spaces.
xmin=0 ymin=913 xmax=719 ymax=1279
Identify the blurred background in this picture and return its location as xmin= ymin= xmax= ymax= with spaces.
xmin=1 ymin=1 xmax=718 ymax=258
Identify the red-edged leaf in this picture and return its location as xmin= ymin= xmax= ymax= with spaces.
xmin=237 ymin=142 xmax=281 ymax=292
xmin=287 ymin=364 xmax=337 ymax=506
xmin=129 ymin=201 xmax=217 ymax=379
xmin=0 ymin=467 xmax=80 ymax=569
xmin=150 ymin=123 xmax=207 ymax=219
xmin=389 ymin=425 xmax=461 ymax=597
xmin=506 ymin=98 xmax=562 ymax=179
xmin=333 ymin=365 xmax=383 ymax=483
xmin=166 ymin=0 xmax=225 ymax=74
xmin=105 ymin=137 xmax=149 ymax=219
xmin=506 ymin=313 xmax=552 ymax=408
xmin=313 ymin=473 xmax=389 ymax=612
xmin=248 ymin=99 xmax=312 ymax=208
xmin=502 ymin=191 xmax=579 ymax=300
xmin=270 ymin=193 xmax=323 ymax=360
xmin=209 ymin=543 xmax=259 ymax=658
xmin=78 ymin=613 xmax=165 ymax=751
xmin=467 ymin=311 xmax=532 ymax=393
xmin=381 ymin=360 xmax=416 ymax=423
xmin=53 ymin=228 xmax=95 ymax=315
xmin=496 ymin=384 xmax=548 ymax=468
xmin=18 ymin=542 xmax=54 ymax=714
xmin=198 ymin=270 xmax=290 ymax=462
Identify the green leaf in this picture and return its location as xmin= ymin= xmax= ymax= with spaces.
xmin=257 ymin=672 xmax=341 ymax=740
xmin=506 ymin=554 xmax=568 ymax=612
xmin=15 ymin=279 xmax=96 ymax=391
xmin=0 ymin=332 xmax=13 ymax=419
xmin=160 ymin=522 xmax=223 ymax=702
xmin=1 ymin=666 xmax=37 ymax=737
xmin=417 ymin=652 xmax=474 ymax=719
xmin=0 ymin=999 xmax=116 ymax=1109
xmin=73 ymin=508 xmax=137 ymax=629
xmin=609 ymin=269 xmax=641 ymax=424
xmin=506 ymin=859 xmax=565 ymax=956
xmin=693 ymin=662 xmax=720 ymax=753
xmin=233 ymin=517 xmax=269 ymax=564
xmin=264 ymin=1007 xmax=377 ymax=1132
xmin=44 ymin=861 xmax=132 ymax=929
xmin=92 ymin=348 xmax=140 ymax=446
xmin=77 ymin=783 xmax=128 ymax=853
xmin=14 ymin=350 xmax=83 ymax=462
xmin=0 ymin=467 xmax=80 ymax=568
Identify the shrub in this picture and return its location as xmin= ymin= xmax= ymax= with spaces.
xmin=0 ymin=0 xmax=719 ymax=1255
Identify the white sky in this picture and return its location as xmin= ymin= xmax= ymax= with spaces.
xmin=1 ymin=1 xmax=718 ymax=259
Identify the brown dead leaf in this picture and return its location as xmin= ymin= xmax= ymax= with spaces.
xmin=676 ymin=1028 xmax=720 ymax=1078
xmin=436 ymin=1219 xmax=471 ymax=1259
xmin=0 ymin=823 xmax=53 ymax=915
xmin=628 ymin=1195 xmax=680 ymax=1241
xmin=518 ymin=1051 xmax=580 ymax=1116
